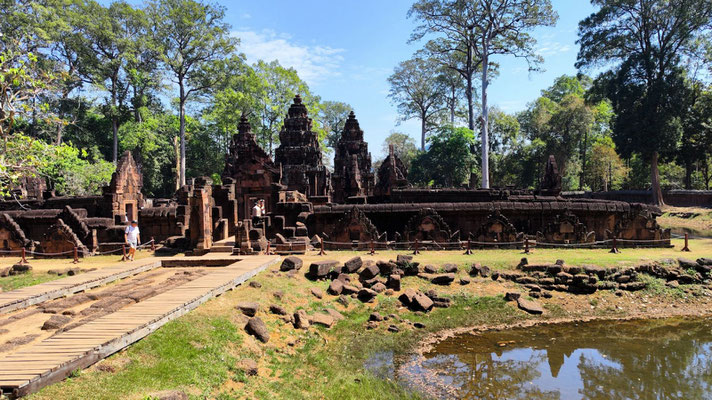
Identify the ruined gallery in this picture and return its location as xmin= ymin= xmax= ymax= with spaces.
xmin=0 ymin=95 xmax=670 ymax=256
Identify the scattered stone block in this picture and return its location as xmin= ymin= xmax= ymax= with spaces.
xmin=249 ymin=281 xmax=262 ymax=288
xmin=41 ymin=315 xmax=71 ymax=330
xmin=386 ymin=274 xmax=401 ymax=291
xmin=280 ymin=256 xmax=303 ymax=271
xmin=431 ymin=273 xmax=455 ymax=285
xmin=357 ymin=288 xmax=378 ymax=303
xmin=343 ymin=256 xmax=363 ymax=273
xmin=504 ymin=292 xmax=521 ymax=302
xmin=517 ymin=298 xmax=544 ymax=315
xmin=309 ymin=313 xmax=335 ymax=328
xmin=237 ymin=302 xmax=260 ymax=317
xmin=324 ymin=308 xmax=344 ymax=321
xmin=411 ymin=293 xmax=434 ymax=312
xmin=238 ymin=358 xmax=258 ymax=376
xmin=328 ymin=280 xmax=344 ymax=295
xmin=359 ymin=264 xmax=380 ymax=281
xmin=310 ymin=288 xmax=324 ymax=299
xmin=371 ymin=282 xmax=387 ymax=293
xmin=9 ymin=264 xmax=32 ymax=275
xmin=442 ymin=263 xmax=458 ymax=273
xmin=293 ymin=310 xmax=310 ymax=329
xmin=245 ymin=317 xmax=269 ymax=343
xmin=308 ymin=260 xmax=337 ymax=280
xmin=424 ymin=264 xmax=438 ymax=274
xmin=369 ymin=312 xmax=384 ymax=322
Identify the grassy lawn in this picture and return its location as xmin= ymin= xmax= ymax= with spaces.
xmin=22 ymin=238 xmax=712 ymax=400
xmin=301 ymin=237 xmax=712 ymax=269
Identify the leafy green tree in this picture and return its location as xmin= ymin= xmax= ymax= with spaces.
xmin=679 ymin=83 xmax=712 ymax=189
xmin=119 ymin=110 xmax=176 ymax=197
xmin=253 ymin=60 xmax=314 ymax=155
xmin=319 ymin=100 xmax=352 ymax=150
xmin=149 ymin=0 xmax=237 ymax=187
xmin=381 ymin=132 xmax=419 ymax=170
xmin=73 ymin=0 xmax=142 ymax=163
xmin=410 ymin=126 xmax=476 ymax=187
xmin=410 ymin=0 xmax=558 ymax=188
xmin=203 ymin=54 xmax=264 ymax=154
xmin=388 ymin=56 xmax=444 ymax=151
xmin=577 ymin=0 xmax=712 ymax=205
xmin=486 ymin=107 xmax=523 ymax=187
xmin=586 ymin=136 xmax=629 ymax=191
xmin=2 ymin=133 xmax=113 ymax=196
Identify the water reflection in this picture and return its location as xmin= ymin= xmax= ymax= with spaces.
xmin=375 ymin=318 xmax=712 ymax=399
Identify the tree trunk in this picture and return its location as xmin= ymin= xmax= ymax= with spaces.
xmin=173 ymin=136 xmax=180 ymax=192
xmin=420 ymin=112 xmax=426 ymax=151
xmin=651 ymin=151 xmax=665 ymax=206
xmin=480 ymin=53 xmax=490 ymax=189
xmin=112 ymin=87 xmax=118 ymax=164
xmin=580 ymin=130 xmax=588 ymax=190
xmin=684 ymin=160 xmax=693 ymax=189
xmin=179 ymin=82 xmax=186 ymax=187
xmin=450 ymin=84 xmax=456 ymax=125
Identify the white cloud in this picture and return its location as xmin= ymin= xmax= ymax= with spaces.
xmin=240 ymin=13 xmax=252 ymax=19
xmin=233 ymin=29 xmax=345 ymax=85
xmin=536 ymin=41 xmax=572 ymax=57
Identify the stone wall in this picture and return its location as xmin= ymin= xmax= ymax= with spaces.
xmin=563 ymin=190 xmax=712 ymax=208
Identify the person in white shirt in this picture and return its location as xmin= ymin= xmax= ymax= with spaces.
xmin=252 ymin=201 xmax=262 ymax=223
xmin=124 ymin=220 xmax=141 ymax=261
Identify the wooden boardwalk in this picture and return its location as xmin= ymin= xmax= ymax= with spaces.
xmin=0 ymin=255 xmax=279 ymax=398
xmin=0 ymin=259 xmax=162 ymax=314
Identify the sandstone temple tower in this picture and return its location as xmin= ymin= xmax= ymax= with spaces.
xmin=274 ymin=95 xmax=331 ymax=203
xmin=223 ymin=114 xmax=282 ymax=220
xmin=331 ymin=111 xmax=375 ymax=203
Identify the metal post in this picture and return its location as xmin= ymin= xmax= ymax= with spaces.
xmin=524 ymin=238 xmax=531 ymax=254
xmin=413 ymin=238 xmax=420 ymax=255
xmin=682 ymin=233 xmax=691 ymax=252
xmin=369 ymin=240 xmax=376 ymax=256
xmin=265 ymin=241 xmax=271 ymax=255
xmin=151 ymin=237 xmax=156 ymax=252
xmin=609 ymin=237 xmax=620 ymax=254
xmin=464 ymin=239 xmax=472 ymax=255
xmin=73 ymin=246 xmax=79 ymax=264
xmin=20 ymin=247 xmax=27 ymax=265
xmin=122 ymin=244 xmax=127 ymax=261
xmin=318 ymin=236 xmax=326 ymax=256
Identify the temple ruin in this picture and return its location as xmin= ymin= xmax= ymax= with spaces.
xmin=0 ymin=95 xmax=671 ymax=257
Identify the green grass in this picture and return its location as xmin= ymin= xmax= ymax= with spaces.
xmin=308 ymin=237 xmax=712 ymax=270
xmin=0 ymin=272 xmax=60 ymax=291
xmin=28 ymin=315 xmax=243 ymax=400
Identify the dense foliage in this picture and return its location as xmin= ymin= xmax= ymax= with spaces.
xmin=0 ymin=0 xmax=348 ymax=198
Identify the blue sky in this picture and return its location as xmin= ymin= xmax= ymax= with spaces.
xmin=226 ymin=0 xmax=597 ymax=159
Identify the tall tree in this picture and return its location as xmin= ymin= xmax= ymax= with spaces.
xmin=149 ymin=0 xmax=237 ymax=187
xmin=410 ymin=0 xmax=557 ymax=188
xmin=409 ymin=126 xmax=476 ymax=187
xmin=320 ymin=100 xmax=352 ymax=150
xmin=381 ymin=132 xmax=419 ymax=170
xmin=75 ymin=1 xmax=140 ymax=163
xmin=577 ymin=0 xmax=712 ymax=205
xmin=253 ymin=60 xmax=313 ymax=155
xmin=387 ymin=56 xmax=444 ymax=151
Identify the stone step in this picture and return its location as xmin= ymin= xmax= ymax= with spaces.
xmin=209 ymin=245 xmax=234 ymax=253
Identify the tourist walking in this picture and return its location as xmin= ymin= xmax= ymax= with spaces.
xmin=124 ymin=220 xmax=141 ymax=261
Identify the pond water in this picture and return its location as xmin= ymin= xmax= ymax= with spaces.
xmin=367 ymin=317 xmax=712 ymax=399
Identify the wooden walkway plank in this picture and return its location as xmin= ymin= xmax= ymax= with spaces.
xmin=0 ymin=255 xmax=278 ymax=399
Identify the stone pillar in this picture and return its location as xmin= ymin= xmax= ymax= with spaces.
xmin=190 ymin=177 xmax=213 ymax=252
